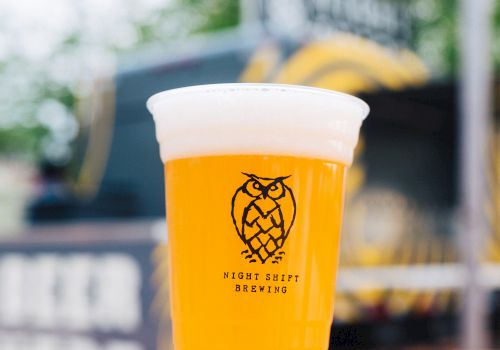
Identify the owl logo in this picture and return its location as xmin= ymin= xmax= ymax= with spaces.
xmin=231 ymin=173 xmax=296 ymax=264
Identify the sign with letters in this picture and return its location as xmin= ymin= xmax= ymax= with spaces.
xmin=255 ymin=0 xmax=413 ymax=47
xmin=0 ymin=222 xmax=167 ymax=350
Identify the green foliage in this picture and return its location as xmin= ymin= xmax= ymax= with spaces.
xmin=186 ymin=0 xmax=240 ymax=32
xmin=494 ymin=0 xmax=500 ymax=69
xmin=0 ymin=126 xmax=48 ymax=159
xmin=412 ymin=0 xmax=500 ymax=76
xmin=411 ymin=0 xmax=459 ymax=76
xmin=0 ymin=0 xmax=239 ymax=161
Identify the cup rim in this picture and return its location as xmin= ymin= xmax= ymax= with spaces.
xmin=146 ymin=83 xmax=369 ymax=119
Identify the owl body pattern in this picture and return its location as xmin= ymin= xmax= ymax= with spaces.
xmin=231 ymin=173 xmax=296 ymax=264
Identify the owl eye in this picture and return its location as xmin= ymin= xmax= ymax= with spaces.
xmin=267 ymin=182 xmax=285 ymax=199
xmin=244 ymin=180 xmax=263 ymax=197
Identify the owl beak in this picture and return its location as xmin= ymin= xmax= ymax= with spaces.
xmin=254 ymin=195 xmax=278 ymax=216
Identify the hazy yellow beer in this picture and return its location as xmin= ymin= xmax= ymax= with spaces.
xmin=147 ymin=84 xmax=368 ymax=350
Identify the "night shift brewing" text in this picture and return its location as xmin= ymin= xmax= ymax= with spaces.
xmin=223 ymin=271 xmax=300 ymax=294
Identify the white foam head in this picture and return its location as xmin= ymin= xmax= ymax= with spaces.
xmin=147 ymin=83 xmax=369 ymax=165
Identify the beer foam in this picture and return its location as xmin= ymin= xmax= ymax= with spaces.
xmin=147 ymin=84 xmax=369 ymax=165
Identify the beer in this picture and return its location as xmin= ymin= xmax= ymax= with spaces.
xmin=148 ymin=84 xmax=368 ymax=350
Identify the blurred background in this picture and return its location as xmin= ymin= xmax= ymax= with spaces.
xmin=0 ymin=0 xmax=498 ymax=349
